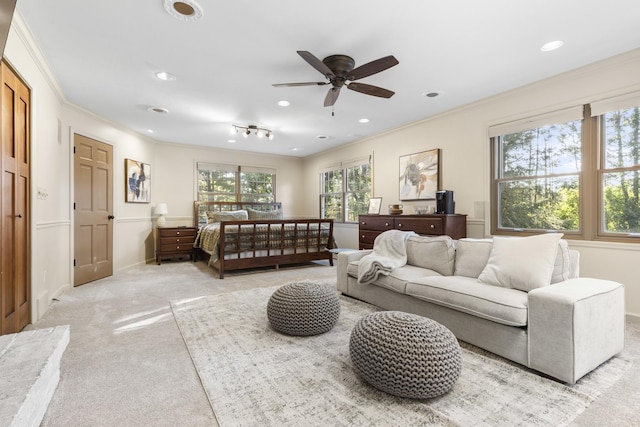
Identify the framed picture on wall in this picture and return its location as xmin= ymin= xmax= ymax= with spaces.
xmin=368 ymin=197 xmax=382 ymax=214
xmin=399 ymin=148 xmax=440 ymax=201
xmin=125 ymin=158 xmax=150 ymax=203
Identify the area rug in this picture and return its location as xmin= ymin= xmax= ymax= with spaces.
xmin=171 ymin=285 xmax=630 ymax=427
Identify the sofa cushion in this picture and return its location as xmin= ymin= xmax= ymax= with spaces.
xmin=454 ymin=238 xmax=493 ymax=278
xmin=348 ymin=261 xmax=441 ymax=293
xmin=478 ymin=234 xmax=563 ymax=292
xmin=406 ymin=276 xmax=529 ymax=327
xmin=406 ymin=235 xmax=456 ymax=276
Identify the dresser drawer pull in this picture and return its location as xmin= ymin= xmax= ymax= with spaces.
xmin=430 ymin=224 xmax=435 ymax=229
xmin=361 ymin=221 xmax=366 ymax=225
xmin=398 ymin=223 xmax=402 ymax=227
xmin=361 ymin=235 xmax=365 ymax=239
xmin=385 ymin=222 xmax=389 ymax=226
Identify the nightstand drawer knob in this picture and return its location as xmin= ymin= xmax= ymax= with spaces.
xmin=176 ymin=238 xmax=180 ymax=242
xmin=176 ymin=246 xmax=180 ymax=249
xmin=176 ymin=231 xmax=180 ymax=235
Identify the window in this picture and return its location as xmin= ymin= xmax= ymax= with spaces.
xmin=491 ymin=92 xmax=640 ymax=242
xmin=320 ymin=157 xmax=371 ymax=223
xmin=197 ymin=163 xmax=275 ymax=203
xmin=599 ymin=105 xmax=640 ymax=235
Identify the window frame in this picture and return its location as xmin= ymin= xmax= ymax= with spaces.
xmin=196 ymin=162 xmax=276 ymax=203
xmin=319 ymin=156 xmax=372 ymax=223
xmin=490 ymin=98 xmax=640 ymax=243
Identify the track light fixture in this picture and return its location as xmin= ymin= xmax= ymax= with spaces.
xmin=230 ymin=124 xmax=274 ymax=140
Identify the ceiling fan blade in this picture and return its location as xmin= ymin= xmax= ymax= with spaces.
xmin=347 ymin=55 xmax=399 ymax=81
xmin=297 ymin=50 xmax=335 ymax=79
xmin=347 ymin=82 xmax=395 ymax=98
xmin=324 ymin=87 xmax=341 ymax=107
xmin=272 ymin=82 xmax=329 ymax=87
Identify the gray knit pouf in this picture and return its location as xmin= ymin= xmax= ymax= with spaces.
xmin=350 ymin=311 xmax=461 ymax=399
xmin=267 ymin=281 xmax=341 ymax=336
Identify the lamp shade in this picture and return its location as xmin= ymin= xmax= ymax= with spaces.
xmin=155 ymin=203 xmax=168 ymax=216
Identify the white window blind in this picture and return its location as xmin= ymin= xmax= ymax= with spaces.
xmin=488 ymin=106 xmax=584 ymax=137
xmin=590 ymin=90 xmax=640 ymax=116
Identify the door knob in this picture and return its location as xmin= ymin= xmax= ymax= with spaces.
xmin=15 ymin=214 xmax=22 ymax=218
xmin=108 ymin=215 xmax=115 ymax=220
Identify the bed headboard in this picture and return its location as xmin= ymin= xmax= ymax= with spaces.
xmin=194 ymin=201 xmax=283 ymax=227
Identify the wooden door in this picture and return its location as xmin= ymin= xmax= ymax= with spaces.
xmin=0 ymin=61 xmax=30 ymax=335
xmin=74 ymin=134 xmax=113 ymax=286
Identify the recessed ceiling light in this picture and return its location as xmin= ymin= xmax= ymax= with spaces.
xmin=164 ymin=0 xmax=203 ymax=21
xmin=147 ymin=106 xmax=169 ymax=114
xmin=155 ymin=71 xmax=175 ymax=81
xmin=277 ymin=100 xmax=290 ymax=107
xmin=358 ymin=118 xmax=370 ymax=123
xmin=291 ymin=147 xmax=300 ymax=151
xmin=228 ymin=139 xmax=236 ymax=143
xmin=147 ymin=129 xmax=154 ymax=133
xmin=541 ymin=40 xmax=564 ymax=52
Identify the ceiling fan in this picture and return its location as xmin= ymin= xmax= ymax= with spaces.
xmin=273 ymin=51 xmax=399 ymax=107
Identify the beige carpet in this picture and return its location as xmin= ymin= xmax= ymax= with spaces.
xmin=172 ymin=284 xmax=631 ymax=427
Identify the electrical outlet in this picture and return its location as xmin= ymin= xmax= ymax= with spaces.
xmin=37 ymin=187 xmax=49 ymax=200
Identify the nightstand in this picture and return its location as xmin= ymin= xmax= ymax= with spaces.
xmin=156 ymin=226 xmax=197 ymax=265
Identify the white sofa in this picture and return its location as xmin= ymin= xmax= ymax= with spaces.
xmin=337 ymin=234 xmax=625 ymax=384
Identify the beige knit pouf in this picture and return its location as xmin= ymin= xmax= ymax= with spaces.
xmin=267 ymin=281 xmax=341 ymax=336
xmin=350 ymin=311 xmax=461 ymax=399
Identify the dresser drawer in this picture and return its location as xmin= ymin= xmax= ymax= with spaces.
xmin=158 ymin=227 xmax=196 ymax=238
xmin=359 ymin=216 xmax=394 ymax=231
xmin=358 ymin=230 xmax=380 ymax=247
xmin=394 ymin=217 xmax=443 ymax=235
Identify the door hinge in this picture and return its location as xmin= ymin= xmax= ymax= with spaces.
xmin=73 ymin=202 xmax=75 ymax=210
xmin=73 ymin=146 xmax=76 ymax=154
xmin=73 ymin=259 xmax=76 ymax=267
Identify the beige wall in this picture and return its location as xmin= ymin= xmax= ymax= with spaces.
xmin=302 ymin=49 xmax=640 ymax=316
xmin=8 ymin=8 xmax=640 ymax=321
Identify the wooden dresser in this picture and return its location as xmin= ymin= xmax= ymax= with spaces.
xmin=358 ymin=214 xmax=467 ymax=249
xmin=156 ymin=226 xmax=197 ymax=265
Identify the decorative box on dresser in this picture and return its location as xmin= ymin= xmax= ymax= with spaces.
xmin=358 ymin=214 xmax=467 ymax=250
xmin=156 ymin=226 xmax=197 ymax=265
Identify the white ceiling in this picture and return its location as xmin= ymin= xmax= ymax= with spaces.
xmin=16 ymin=0 xmax=640 ymax=157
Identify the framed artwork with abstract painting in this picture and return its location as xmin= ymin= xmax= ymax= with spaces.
xmin=125 ymin=158 xmax=150 ymax=203
xmin=399 ymin=149 xmax=440 ymax=201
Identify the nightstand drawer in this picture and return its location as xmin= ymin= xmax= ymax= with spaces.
xmin=158 ymin=228 xmax=196 ymax=238
xmin=159 ymin=243 xmax=193 ymax=253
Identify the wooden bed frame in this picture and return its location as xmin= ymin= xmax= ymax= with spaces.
xmin=193 ymin=201 xmax=334 ymax=278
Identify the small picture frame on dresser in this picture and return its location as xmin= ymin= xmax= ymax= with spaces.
xmin=368 ymin=197 xmax=382 ymax=215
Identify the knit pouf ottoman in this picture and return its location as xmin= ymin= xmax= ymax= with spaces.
xmin=350 ymin=311 xmax=461 ymax=399
xmin=267 ymin=281 xmax=341 ymax=336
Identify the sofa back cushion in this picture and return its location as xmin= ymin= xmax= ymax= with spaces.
xmin=454 ymin=238 xmax=493 ymax=278
xmin=477 ymin=233 xmax=563 ymax=292
xmin=406 ymin=235 xmax=456 ymax=276
xmin=550 ymin=239 xmax=571 ymax=284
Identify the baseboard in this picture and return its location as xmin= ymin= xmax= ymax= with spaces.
xmin=626 ymin=313 xmax=640 ymax=324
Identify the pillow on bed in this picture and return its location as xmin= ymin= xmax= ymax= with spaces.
xmin=247 ymin=208 xmax=283 ymax=220
xmin=206 ymin=210 xmax=248 ymax=223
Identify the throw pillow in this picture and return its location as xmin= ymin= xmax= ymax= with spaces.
xmin=477 ymin=233 xmax=563 ymax=292
xmin=453 ymin=238 xmax=493 ymax=278
xmin=247 ymin=208 xmax=283 ymax=220
xmin=206 ymin=210 xmax=248 ymax=223
xmin=406 ymin=235 xmax=456 ymax=276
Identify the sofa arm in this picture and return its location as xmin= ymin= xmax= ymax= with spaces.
xmin=337 ymin=250 xmax=372 ymax=294
xmin=528 ymin=278 xmax=625 ymax=384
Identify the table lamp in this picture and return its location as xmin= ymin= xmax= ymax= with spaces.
xmin=155 ymin=203 xmax=168 ymax=227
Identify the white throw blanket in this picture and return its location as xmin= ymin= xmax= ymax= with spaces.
xmin=358 ymin=230 xmax=416 ymax=285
